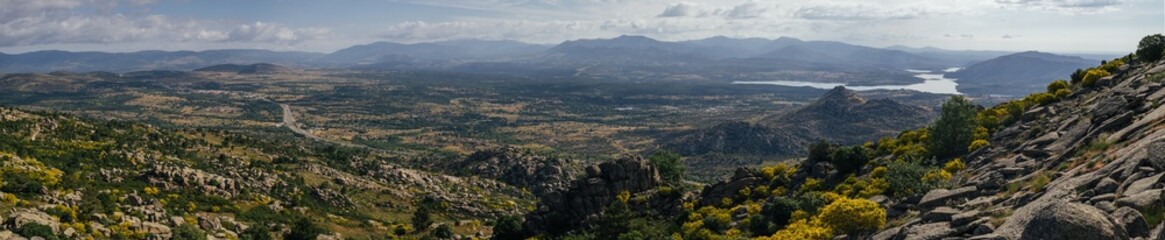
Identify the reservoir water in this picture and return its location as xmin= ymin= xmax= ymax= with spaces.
xmin=734 ymin=69 xmax=962 ymax=95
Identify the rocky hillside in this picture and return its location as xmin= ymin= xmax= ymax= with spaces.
xmin=0 ymin=106 xmax=534 ymax=239
xmin=495 ymin=36 xmax=1165 ymax=240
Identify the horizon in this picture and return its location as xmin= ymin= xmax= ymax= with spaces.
xmin=0 ymin=35 xmax=1137 ymax=56
xmin=1 ymin=0 xmax=1161 ymax=55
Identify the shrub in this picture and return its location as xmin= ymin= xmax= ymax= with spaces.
xmin=830 ymin=146 xmax=870 ymax=175
xmin=927 ymin=96 xmax=979 ymax=159
xmin=433 ymin=224 xmax=454 ymax=239
xmin=240 ymin=224 xmax=273 ymax=240
xmin=885 ymin=161 xmax=934 ymax=197
xmin=1138 ymin=34 xmax=1165 ymax=62
xmin=748 ymin=214 xmax=776 ymax=236
xmin=1054 ymin=88 xmax=1072 ymax=98
xmin=492 ymin=216 xmax=526 ymax=240
xmin=765 ymin=220 xmax=832 ymax=240
xmin=285 ymin=217 xmax=326 ymax=240
xmin=1046 ymin=80 xmax=1070 ymax=93
xmin=1081 ymin=69 xmax=1111 ymax=87
xmin=17 ymin=223 xmax=59 ymax=240
xmin=762 ymin=197 xmax=801 ymax=226
xmin=943 ymin=158 xmax=966 ymax=173
xmin=702 ymin=212 xmax=732 ymax=233
xmin=648 ymin=151 xmax=685 ymax=185
xmin=968 ymin=139 xmax=989 ymax=152
xmin=173 ymin=224 xmax=208 ymax=240
xmin=813 ymin=197 xmax=886 ymax=236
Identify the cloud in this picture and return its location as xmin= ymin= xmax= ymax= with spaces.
xmin=658 ymin=2 xmax=697 ymax=17
xmin=793 ymin=3 xmax=932 ymax=21
xmin=995 ymin=0 xmax=1123 ymax=13
xmin=226 ymin=22 xmax=331 ymax=44
xmin=722 ymin=2 xmax=768 ymax=19
xmin=0 ymin=0 xmax=331 ymax=47
xmin=1001 ymin=34 xmax=1022 ymax=39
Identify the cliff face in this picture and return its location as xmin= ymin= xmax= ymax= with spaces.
xmin=874 ymin=60 xmax=1165 ymax=239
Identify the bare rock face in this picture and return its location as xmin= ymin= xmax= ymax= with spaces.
xmin=996 ymin=199 xmax=1128 ymax=240
xmin=142 ymin=164 xmax=240 ymax=197
xmin=4 ymin=209 xmax=59 ymax=234
xmin=455 ymin=147 xmax=578 ymax=195
xmin=523 ymin=155 xmax=662 ymax=236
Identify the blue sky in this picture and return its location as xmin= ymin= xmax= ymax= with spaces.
xmin=0 ymin=0 xmax=1161 ymax=53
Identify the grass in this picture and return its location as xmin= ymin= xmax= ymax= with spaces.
xmin=1142 ymin=206 xmax=1165 ymax=227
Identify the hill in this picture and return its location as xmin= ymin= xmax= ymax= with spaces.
xmin=194 ymin=63 xmax=298 ymax=74
xmin=947 ymin=51 xmax=1098 ymax=96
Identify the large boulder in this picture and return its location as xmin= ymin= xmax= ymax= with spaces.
xmin=1112 ymin=207 xmax=1150 ymax=238
xmin=919 ymin=186 xmax=977 ymax=209
xmin=996 ymin=199 xmax=1129 ymax=240
xmin=4 ymin=209 xmax=59 ymax=234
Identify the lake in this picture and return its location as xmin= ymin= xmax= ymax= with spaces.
xmin=733 ymin=69 xmax=962 ymax=95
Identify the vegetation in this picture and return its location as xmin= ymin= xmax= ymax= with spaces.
xmin=648 ymin=151 xmax=686 ymax=186
xmin=1139 ymin=34 xmax=1165 ymax=62
xmin=928 ymin=96 xmax=980 ymax=160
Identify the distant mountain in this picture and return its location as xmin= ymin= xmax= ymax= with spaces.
xmin=0 ymin=49 xmax=322 ymax=73
xmin=665 ymin=86 xmax=935 ymax=157
xmin=323 ymin=39 xmax=549 ymax=65
xmin=946 ymin=51 xmax=1097 ymax=96
xmin=194 ymin=63 xmax=297 ymax=74
xmin=536 ymin=35 xmax=713 ymax=65
xmin=885 ymin=45 xmax=1013 ymax=66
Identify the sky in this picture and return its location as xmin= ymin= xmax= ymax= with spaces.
xmin=0 ymin=0 xmax=1161 ymax=54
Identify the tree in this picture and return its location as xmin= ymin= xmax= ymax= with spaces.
xmin=807 ymin=140 xmax=836 ymax=163
xmin=285 ymin=217 xmax=326 ymax=240
xmin=648 ymin=151 xmax=685 ymax=185
xmin=433 ymin=224 xmax=454 ymax=239
xmin=491 ymin=216 xmax=527 ymax=240
xmin=412 ymin=206 xmax=434 ymax=231
xmin=1138 ymin=34 xmax=1165 ymax=62
xmin=927 ymin=96 xmax=978 ymax=160
xmin=829 ymin=146 xmax=869 ymax=174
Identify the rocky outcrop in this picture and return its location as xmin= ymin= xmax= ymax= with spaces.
xmin=698 ymin=168 xmax=764 ymax=206
xmin=142 ymin=164 xmax=240 ymax=197
xmin=454 ymin=147 xmax=578 ymax=195
xmin=523 ymin=155 xmax=662 ymax=236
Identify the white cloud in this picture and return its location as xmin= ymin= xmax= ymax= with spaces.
xmin=793 ymin=3 xmax=933 ymax=21
xmin=995 ymin=0 xmax=1124 ymax=14
xmin=658 ymin=2 xmax=697 ymax=17
xmin=0 ymin=0 xmax=332 ymax=47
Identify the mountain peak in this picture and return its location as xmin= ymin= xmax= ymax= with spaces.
xmin=818 ymin=86 xmax=866 ymax=106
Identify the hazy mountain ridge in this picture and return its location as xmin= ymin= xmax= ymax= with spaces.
xmin=948 ymin=51 xmax=1099 ymax=96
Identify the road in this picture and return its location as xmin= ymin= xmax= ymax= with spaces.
xmin=279 ymin=103 xmax=364 ymax=148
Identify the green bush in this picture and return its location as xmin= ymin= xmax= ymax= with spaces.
xmin=885 ymin=161 xmax=934 ymax=197
xmin=17 ymin=223 xmax=59 ymax=240
xmin=285 ymin=217 xmax=326 ymax=240
xmin=762 ymin=197 xmax=801 ymax=227
xmin=830 ymin=146 xmax=870 ymax=174
xmin=1138 ymin=34 xmax=1165 ymax=62
xmin=433 ymin=224 xmax=454 ymax=239
xmin=648 ymin=151 xmax=685 ymax=185
xmin=492 ymin=216 xmax=527 ymax=240
xmin=240 ymin=224 xmax=273 ymax=240
xmin=173 ymin=224 xmax=208 ymax=240
xmin=927 ymin=96 xmax=979 ymax=159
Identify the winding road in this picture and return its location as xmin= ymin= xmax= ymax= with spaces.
xmin=279 ymin=103 xmax=364 ymax=148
